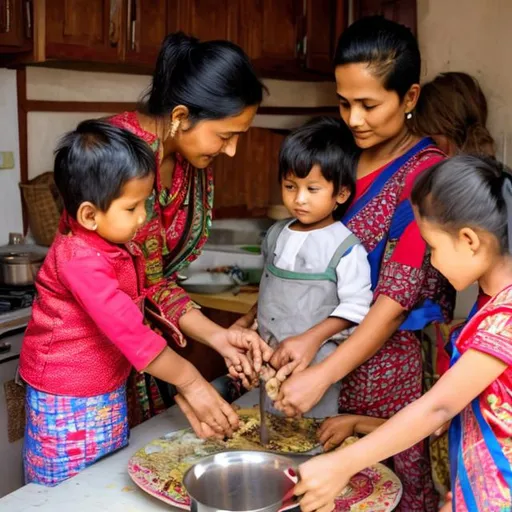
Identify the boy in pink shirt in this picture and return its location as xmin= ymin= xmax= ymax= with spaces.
xmin=21 ymin=120 xmax=259 ymax=486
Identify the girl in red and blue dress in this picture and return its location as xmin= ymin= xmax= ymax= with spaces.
xmin=296 ymin=155 xmax=512 ymax=512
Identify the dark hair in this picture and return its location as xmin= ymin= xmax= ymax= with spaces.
xmin=279 ymin=117 xmax=358 ymax=219
xmin=143 ymin=32 xmax=265 ymax=123
xmin=334 ymin=16 xmax=420 ymax=99
xmin=54 ymin=120 xmax=155 ymax=218
xmin=412 ymin=155 xmax=512 ymax=253
xmin=410 ymin=72 xmax=495 ymax=156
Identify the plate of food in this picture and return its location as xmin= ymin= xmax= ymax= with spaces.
xmin=128 ymin=408 xmax=402 ymax=512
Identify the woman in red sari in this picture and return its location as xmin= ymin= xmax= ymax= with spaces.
xmin=273 ymin=17 xmax=454 ymax=511
xmin=109 ymin=32 xmax=269 ymax=437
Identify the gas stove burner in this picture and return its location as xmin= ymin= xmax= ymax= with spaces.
xmin=0 ymin=285 xmax=37 ymax=312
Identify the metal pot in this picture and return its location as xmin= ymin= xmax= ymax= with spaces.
xmin=183 ymin=451 xmax=299 ymax=512
xmin=0 ymin=252 xmax=44 ymax=286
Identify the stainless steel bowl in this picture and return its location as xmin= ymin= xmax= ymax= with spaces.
xmin=183 ymin=451 xmax=299 ymax=512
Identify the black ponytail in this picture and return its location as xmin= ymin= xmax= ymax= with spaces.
xmin=143 ymin=32 xmax=265 ymax=123
xmin=412 ymin=155 xmax=512 ymax=253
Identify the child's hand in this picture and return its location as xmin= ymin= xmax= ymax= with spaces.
xmin=270 ymin=334 xmax=320 ymax=375
xmin=295 ymin=451 xmax=351 ymax=512
xmin=318 ymin=415 xmax=358 ymax=451
xmin=176 ymin=373 xmax=239 ymax=438
xmin=175 ymin=394 xmax=225 ymax=440
xmin=274 ymin=365 xmax=331 ymax=417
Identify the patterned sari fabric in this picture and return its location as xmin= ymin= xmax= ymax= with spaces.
xmin=24 ymin=384 xmax=128 ymax=486
xmin=341 ymin=138 xmax=455 ymax=512
xmin=448 ymin=286 xmax=512 ymax=511
xmin=109 ymin=112 xmax=214 ymax=425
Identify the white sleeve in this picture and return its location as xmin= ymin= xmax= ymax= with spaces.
xmin=330 ymin=243 xmax=373 ymax=324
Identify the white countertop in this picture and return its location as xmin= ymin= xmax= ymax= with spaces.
xmin=0 ymin=391 xmax=259 ymax=511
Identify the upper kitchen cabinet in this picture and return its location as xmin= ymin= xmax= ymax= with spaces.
xmin=170 ymin=0 xmax=239 ymax=43
xmin=352 ymin=0 xmax=417 ymax=34
xmin=45 ymin=0 xmax=124 ymax=61
xmin=302 ymin=0 xmax=347 ymax=75
xmin=238 ymin=0 xmax=300 ymax=77
xmin=0 ymin=0 xmax=32 ymax=52
xmin=124 ymin=0 xmax=169 ymax=66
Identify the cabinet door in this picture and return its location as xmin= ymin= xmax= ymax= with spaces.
xmin=353 ymin=0 xmax=417 ymax=35
xmin=238 ymin=0 xmax=301 ymax=74
xmin=0 ymin=0 xmax=32 ymax=50
xmin=125 ymin=0 xmax=168 ymax=67
xmin=303 ymin=0 xmax=347 ymax=74
xmin=171 ymin=0 xmax=239 ymax=43
xmin=45 ymin=0 xmax=124 ymax=61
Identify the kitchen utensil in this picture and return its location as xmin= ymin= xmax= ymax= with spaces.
xmin=183 ymin=451 xmax=299 ymax=512
xmin=259 ymin=379 xmax=270 ymax=445
xmin=0 ymin=252 xmax=44 ymax=286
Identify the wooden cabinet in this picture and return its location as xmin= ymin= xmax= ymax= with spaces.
xmin=238 ymin=0 xmax=300 ymax=76
xmin=171 ymin=0 xmax=239 ymax=43
xmin=0 ymin=0 xmax=416 ymax=78
xmin=0 ymin=0 xmax=32 ymax=52
xmin=212 ymin=128 xmax=286 ymax=213
xmin=125 ymin=0 xmax=169 ymax=66
xmin=303 ymin=0 xmax=347 ymax=74
xmin=352 ymin=0 xmax=417 ymax=35
xmin=45 ymin=0 xmax=124 ymax=61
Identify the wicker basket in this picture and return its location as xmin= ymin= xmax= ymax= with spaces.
xmin=19 ymin=172 xmax=63 ymax=246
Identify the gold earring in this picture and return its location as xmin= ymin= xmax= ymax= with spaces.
xmin=170 ymin=120 xmax=180 ymax=138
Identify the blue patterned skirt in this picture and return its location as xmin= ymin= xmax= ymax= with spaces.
xmin=24 ymin=384 xmax=129 ymax=486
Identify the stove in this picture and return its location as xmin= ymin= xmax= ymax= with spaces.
xmin=0 ymin=285 xmax=35 ymax=335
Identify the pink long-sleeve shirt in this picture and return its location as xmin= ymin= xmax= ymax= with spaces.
xmin=20 ymin=219 xmax=166 ymax=396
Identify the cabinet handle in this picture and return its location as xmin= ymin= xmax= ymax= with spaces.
xmin=127 ymin=0 xmax=136 ymax=51
xmin=1 ymin=0 xmax=11 ymax=34
xmin=25 ymin=0 xmax=32 ymax=39
xmin=109 ymin=0 xmax=120 ymax=48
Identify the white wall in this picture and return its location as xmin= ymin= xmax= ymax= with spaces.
xmin=0 ymin=69 xmax=23 ymax=245
xmin=418 ymin=0 xmax=512 ymax=166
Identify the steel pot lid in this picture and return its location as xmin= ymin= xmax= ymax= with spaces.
xmin=0 ymin=252 xmax=45 ymax=264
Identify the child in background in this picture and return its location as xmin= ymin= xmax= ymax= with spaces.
xmin=295 ymin=155 xmax=512 ymax=512
xmin=20 ymin=120 xmax=260 ymax=486
xmin=234 ymin=117 xmax=372 ymax=418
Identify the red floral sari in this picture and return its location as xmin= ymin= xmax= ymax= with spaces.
xmin=109 ymin=111 xmax=214 ymax=424
xmin=341 ymin=138 xmax=455 ymax=511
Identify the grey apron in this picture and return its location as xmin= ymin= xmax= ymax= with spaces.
xmin=257 ymin=220 xmax=360 ymax=419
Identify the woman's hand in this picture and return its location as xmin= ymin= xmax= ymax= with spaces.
xmin=270 ymin=334 xmax=319 ymax=375
xmin=318 ymin=415 xmax=358 ymax=452
xmin=439 ymin=492 xmax=453 ymax=512
xmin=213 ymin=328 xmax=273 ymax=388
xmin=274 ymin=364 xmax=331 ymax=416
xmin=295 ymin=451 xmax=351 ymax=512
xmin=434 ymin=420 xmax=451 ymax=437
xmin=175 ymin=373 xmax=239 ymax=437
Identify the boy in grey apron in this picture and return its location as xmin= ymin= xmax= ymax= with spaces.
xmin=232 ymin=117 xmax=372 ymax=419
